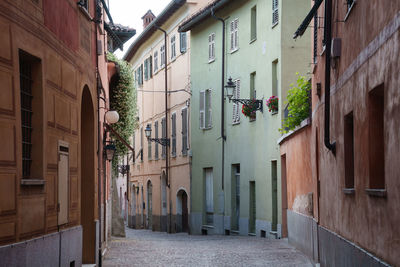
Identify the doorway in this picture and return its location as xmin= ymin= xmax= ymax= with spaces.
xmin=249 ymin=181 xmax=256 ymax=234
xmin=271 ymin=160 xmax=278 ymax=232
xmin=147 ymin=180 xmax=153 ymax=229
xmin=80 ymin=86 xmax=95 ymax=264
xmin=231 ymin=165 xmax=240 ymax=232
xmin=176 ymin=189 xmax=189 ymax=232
xmin=281 ymin=155 xmax=288 ymax=237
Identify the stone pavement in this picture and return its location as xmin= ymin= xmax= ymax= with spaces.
xmin=103 ymin=227 xmax=314 ymax=267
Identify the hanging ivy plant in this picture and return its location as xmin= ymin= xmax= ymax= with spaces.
xmin=280 ymin=73 xmax=311 ymax=134
xmin=107 ymin=52 xmax=138 ymax=173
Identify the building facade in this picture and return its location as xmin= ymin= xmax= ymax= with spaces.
xmin=179 ymin=0 xmax=310 ymax=237
xmin=124 ymin=0 xmax=207 ymax=233
xmin=283 ymin=0 xmax=400 ymax=265
xmin=0 ymin=0 xmax=134 ymax=265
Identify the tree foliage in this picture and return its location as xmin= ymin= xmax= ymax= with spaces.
xmin=280 ymin=73 xmax=310 ymax=133
xmin=107 ymin=53 xmax=137 ymax=172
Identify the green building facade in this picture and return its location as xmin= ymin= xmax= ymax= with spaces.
xmin=179 ymin=0 xmax=310 ymax=237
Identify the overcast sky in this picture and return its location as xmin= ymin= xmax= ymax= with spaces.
xmin=109 ymin=0 xmax=171 ymax=59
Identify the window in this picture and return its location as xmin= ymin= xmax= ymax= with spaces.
xmin=161 ymin=117 xmax=166 ymax=159
xmin=137 ymin=64 xmax=143 ymax=86
xmin=199 ymin=89 xmax=212 ymax=129
xmin=205 ymin=168 xmax=213 ymax=224
xmin=251 ymin=6 xmax=257 ymax=41
xmin=230 ymin=19 xmax=239 ymax=52
xmin=154 ymin=51 xmax=158 ymax=72
xmin=368 ymin=84 xmax=385 ymax=190
xmin=154 ymin=121 xmax=159 ymax=160
xmin=181 ymin=108 xmax=188 ymax=155
xmin=272 ymin=59 xmax=278 ymax=97
xmin=208 ymin=33 xmax=215 ymax=62
xmin=160 ymin=45 xmax=165 ymax=67
xmin=144 ymin=58 xmax=149 ymax=81
xmin=149 ymin=55 xmax=153 ymax=78
xmin=171 ymin=35 xmax=176 ymax=60
xmin=180 ymin=32 xmax=187 ymax=53
xmin=171 ymin=113 xmax=176 ymax=157
xmin=344 ymin=112 xmax=354 ymax=190
xmin=272 ymin=0 xmax=279 ymax=26
xmin=232 ymin=79 xmax=240 ymax=124
xmin=19 ymin=50 xmax=43 ymax=180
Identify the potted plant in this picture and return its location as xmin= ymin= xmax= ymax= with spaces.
xmin=241 ymin=100 xmax=258 ymax=119
xmin=266 ymin=96 xmax=279 ymax=113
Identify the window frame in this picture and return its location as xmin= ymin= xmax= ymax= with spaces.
xmin=180 ymin=32 xmax=187 ymax=54
xmin=272 ymin=0 xmax=279 ymax=27
xmin=171 ymin=35 xmax=176 ymax=60
xmin=208 ymin=33 xmax=216 ymax=62
xmin=232 ymin=79 xmax=241 ymax=125
xmin=230 ymin=19 xmax=239 ymax=52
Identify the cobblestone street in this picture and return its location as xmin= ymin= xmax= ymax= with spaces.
xmin=103 ymin=227 xmax=313 ymax=266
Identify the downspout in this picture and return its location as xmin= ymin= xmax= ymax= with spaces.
xmin=323 ymin=0 xmax=336 ymax=154
xmin=211 ymin=6 xmax=226 ymax=233
xmin=154 ymin=25 xmax=171 ymax=233
xmin=94 ymin=2 xmax=103 ymax=265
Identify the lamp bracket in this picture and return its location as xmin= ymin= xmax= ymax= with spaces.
xmin=147 ymin=137 xmax=170 ymax=147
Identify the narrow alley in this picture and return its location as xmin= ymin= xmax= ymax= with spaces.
xmin=103 ymin=228 xmax=313 ymax=266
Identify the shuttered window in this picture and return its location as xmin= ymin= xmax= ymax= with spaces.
xmin=230 ymin=19 xmax=239 ymax=52
xmin=160 ymin=45 xmax=165 ymax=67
xmin=144 ymin=58 xmax=148 ymax=81
xmin=251 ymin=5 xmax=257 ymax=41
xmin=200 ymin=90 xmax=212 ymax=129
xmin=154 ymin=121 xmax=159 ymax=160
xmin=171 ymin=35 xmax=176 ymax=59
xmin=208 ymin=33 xmax=215 ymax=61
xmin=161 ymin=117 xmax=166 ymax=158
xmin=272 ymin=0 xmax=279 ymax=26
xmin=180 ymin=32 xmax=187 ymax=53
xmin=154 ymin=51 xmax=158 ymax=72
xmin=171 ymin=113 xmax=176 ymax=157
xmin=149 ymin=55 xmax=153 ymax=78
xmin=181 ymin=108 xmax=188 ymax=155
xmin=147 ymin=130 xmax=151 ymax=160
xmin=232 ymin=79 xmax=241 ymax=124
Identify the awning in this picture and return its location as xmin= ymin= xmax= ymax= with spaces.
xmin=293 ymin=0 xmax=323 ymax=39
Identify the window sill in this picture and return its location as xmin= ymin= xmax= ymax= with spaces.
xmin=365 ymin=189 xmax=386 ymax=198
xmin=249 ymin=38 xmax=257 ymax=44
xmin=171 ymin=154 xmax=177 ymax=158
xmin=271 ymin=110 xmax=278 ymax=115
xmin=232 ymin=121 xmax=240 ymax=126
xmin=344 ymin=2 xmax=356 ymax=22
xmin=249 ymin=118 xmax=256 ymax=122
xmin=21 ymin=179 xmax=45 ymax=186
xmin=230 ymin=48 xmax=239 ymax=54
xmin=170 ymin=57 xmax=176 ymax=63
xmin=78 ymin=5 xmax=92 ymax=21
xmin=343 ymin=188 xmax=355 ymax=195
xmin=272 ymin=22 xmax=278 ymax=29
xmin=201 ymin=127 xmax=213 ymax=131
xmin=208 ymin=58 xmax=215 ymax=64
xmin=248 ymin=233 xmax=256 ymax=236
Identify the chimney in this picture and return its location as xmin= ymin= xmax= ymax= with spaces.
xmin=142 ymin=10 xmax=156 ymax=29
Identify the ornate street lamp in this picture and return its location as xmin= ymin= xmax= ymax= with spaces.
xmin=224 ymin=77 xmax=263 ymax=112
xmin=104 ymin=142 xmax=116 ymax=161
xmin=145 ymin=123 xmax=170 ymax=146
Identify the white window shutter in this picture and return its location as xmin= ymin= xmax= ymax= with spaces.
xmin=206 ymin=89 xmax=212 ymax=128
xmin=236 ymin=80 xmax=241 ymax=123
xmin=234 ymin=19 xmax=239 ymax=49
xmin=199 ymin=91 xmax=205 ymax=129
xmin=230 ymin=21 xmax=235 ymax=51
xmin=208 ymin=35 xmax=212 ymax=61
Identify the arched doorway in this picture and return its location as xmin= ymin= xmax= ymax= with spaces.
xmin=147 ymin=180 xmax=152 ymax=230
xmin=80 ymin=86 xmax=95 ymax=264
xmin=176 ymin=189 xmax=188 ymax=233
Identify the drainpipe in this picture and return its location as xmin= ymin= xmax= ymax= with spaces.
xmin=153 ymin=25 xmax=171 ymax=233
xmin=211 ymin=6 xmax=226 ymax=233
xmin=94 ymin=3 xmax=104 ymax=265
xmin=323 ymin=0 xmax=336 ymax=154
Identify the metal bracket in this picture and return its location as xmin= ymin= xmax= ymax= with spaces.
xmin=147 ymin=137 xmax=170 ymax=147
xmin=230 ymin=98 xmax=263 ymax=113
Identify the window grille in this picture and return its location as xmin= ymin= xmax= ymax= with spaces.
xmin=20 ymin=57 xmax=33 ymax=178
